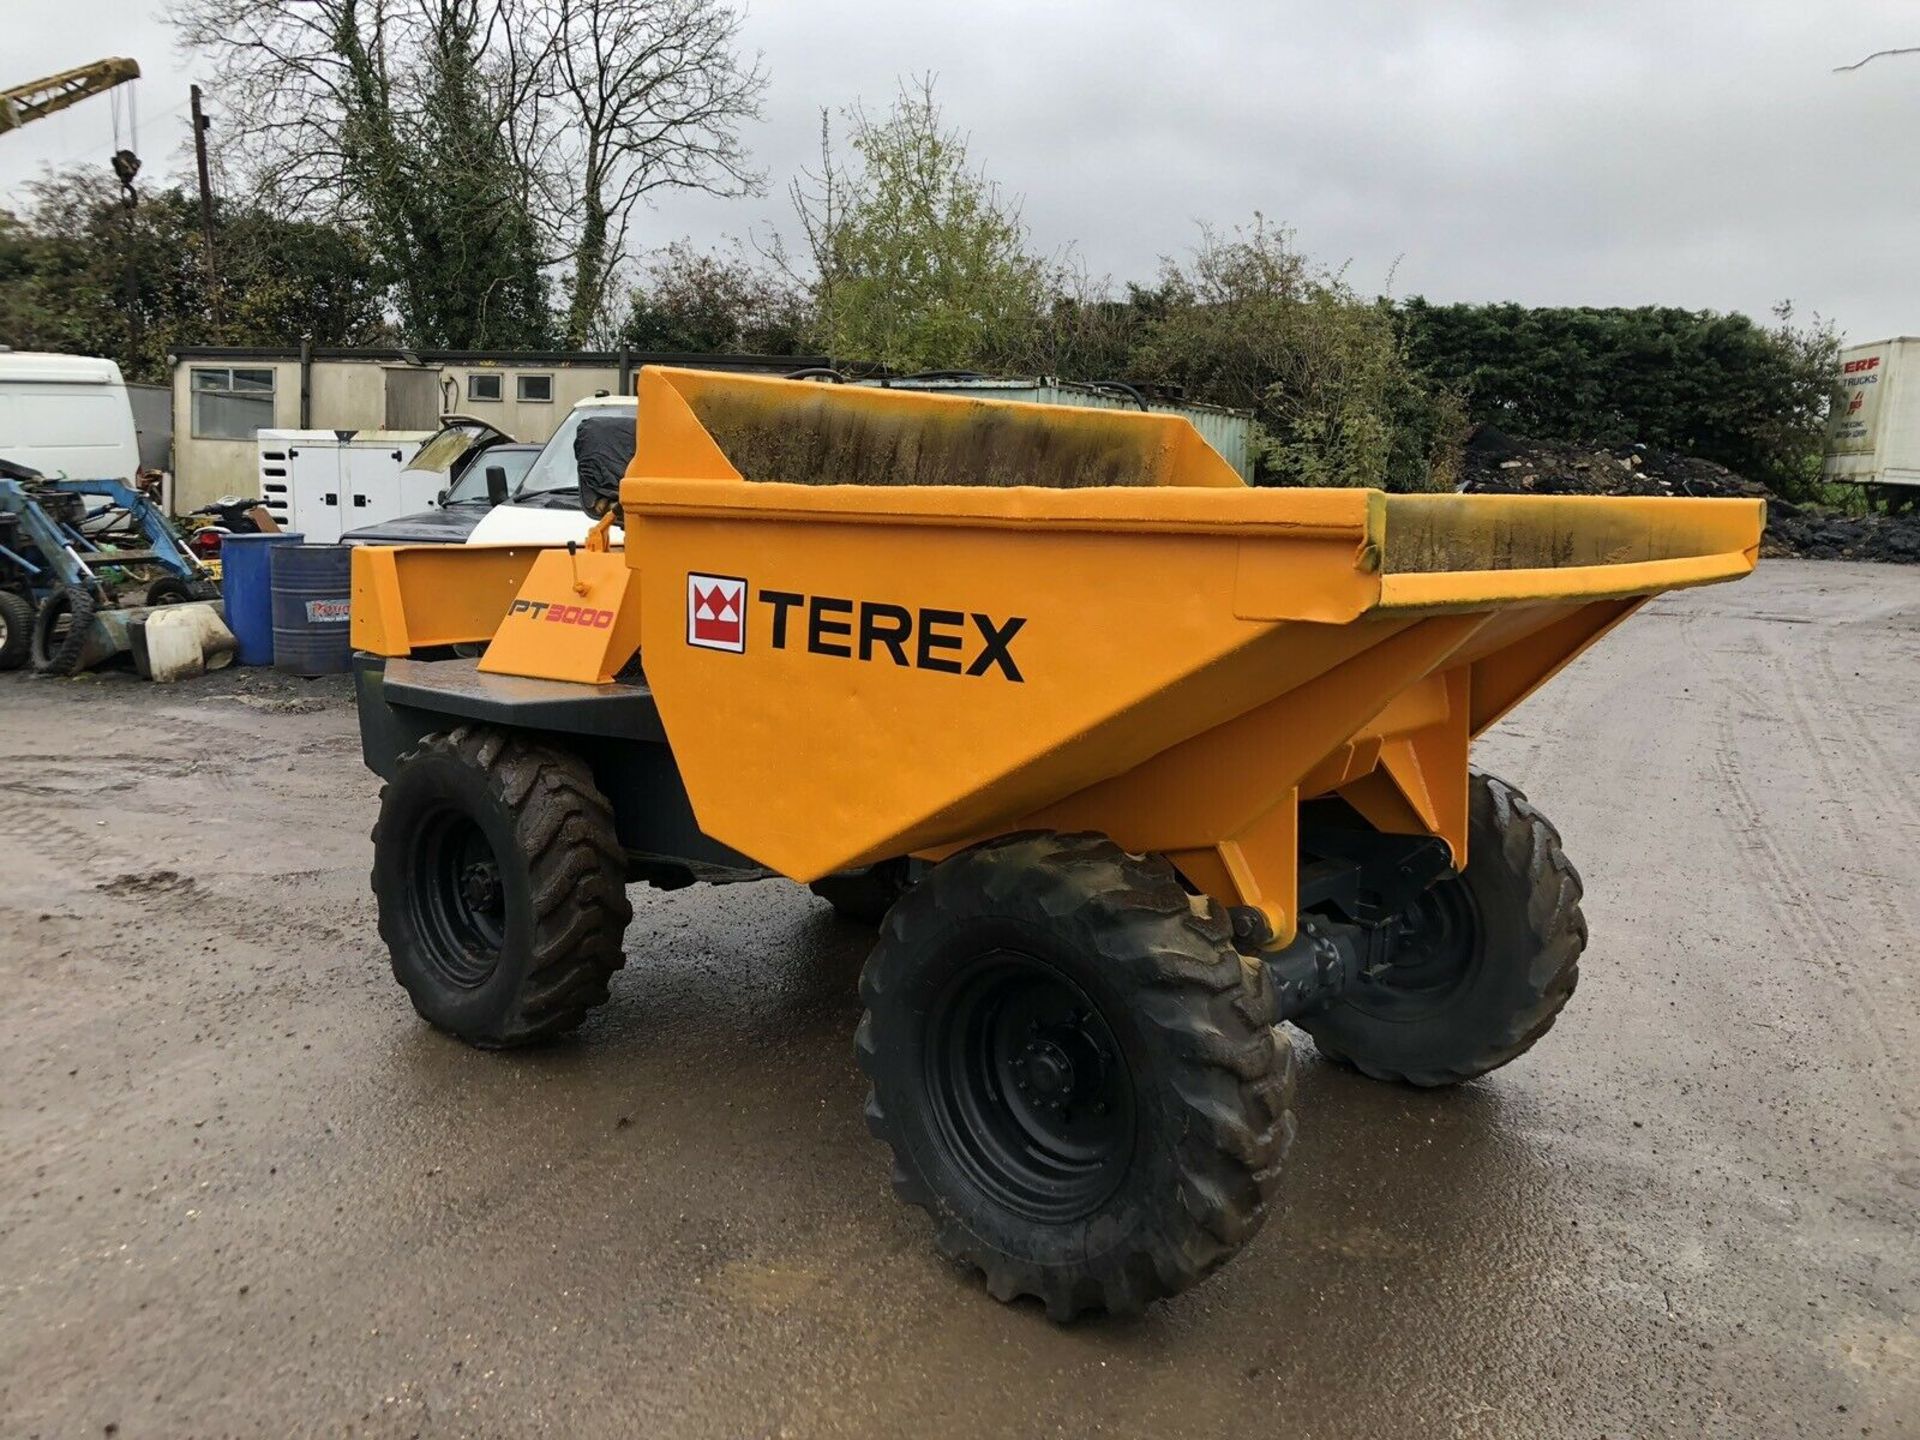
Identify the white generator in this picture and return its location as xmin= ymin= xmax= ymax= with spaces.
xmin=255 ymin=429 xmax=433 ymax=543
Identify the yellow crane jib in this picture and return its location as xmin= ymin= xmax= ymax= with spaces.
xmin=0 ymin=58 xmax=141 ymax=134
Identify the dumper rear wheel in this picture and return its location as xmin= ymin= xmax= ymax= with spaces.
xmin=372 ymin=726 xmax=632 ymax=1048
xmin=1301 ymin=771 xmax=1585 ymax=1086
xmin=857 ymin=832 xmax=1295 ymax=1321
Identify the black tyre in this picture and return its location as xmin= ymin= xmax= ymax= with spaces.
xmin=371 ymin=725 xmax=632 ymax=1048
xmin=31 ymin=585 xmax=96 ymax=676
xmin=808 ymin=859 xmax=912 ymax=925
xmin=145 ymin=576 xmax=197 ymax=606
xmin=0 ymin=591 xmax=32 ymax=671
xmin=858 ymin=832 xmax=1295 ymax=1321
xmin=1300 ymin=771 xmax=1586 ymax=1086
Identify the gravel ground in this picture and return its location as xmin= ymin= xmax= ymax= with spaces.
xmin=2 ymin=559 xmax=1916 ymax=1439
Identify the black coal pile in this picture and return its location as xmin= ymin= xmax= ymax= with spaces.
xmin=1760 ymin=502 xmax=1920 ymax=563
xmin=1460 ymin=427 xmax=1768 ymax=500
xmin=1458 ymin=427 xmax=1920 ymax=564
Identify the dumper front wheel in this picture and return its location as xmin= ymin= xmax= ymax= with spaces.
xmin=372 ymin=726 xmax=632 ymax=1048
xmin=857 ymin=833 xmax=1295 ymax=1321
xmin=1301 ymin=772 xmax=1585 ymax=1086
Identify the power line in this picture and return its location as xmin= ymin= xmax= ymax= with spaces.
xmin=18 ymin=91 xmax=192 ymax=178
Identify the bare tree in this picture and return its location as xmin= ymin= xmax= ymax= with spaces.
xmin=171 ymin=0 xmax=765 ymax=346
xmin=532 ymin=0 xmax=766 ymax=345
xmin=772 ymin=109 xmax=847 ymax=352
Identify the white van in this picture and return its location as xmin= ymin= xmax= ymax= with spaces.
xmin=454 ymin=395 xmax=638 ymax=547
xmin=0 ymin=351 xmax=143 ymax=481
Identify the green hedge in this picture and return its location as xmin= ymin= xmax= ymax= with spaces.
xmin=1396 ymin=300 xmax=1838 ymax=496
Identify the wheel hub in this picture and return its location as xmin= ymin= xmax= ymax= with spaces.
xmin=459 ymin=860 xmax=503 ymax=914
xmin=1336 ymin=874 xmax=1483 ymax=1023
xmin=1018 ymin=1037 xmax=1074 ymax=1099
xmin=927 ymin=955 xmax=1135 ymax=1222
xmin=406 ymin=808 xmax=509 ymax=989
xmin=1383 ymin=880 xmax=1477 ymax=991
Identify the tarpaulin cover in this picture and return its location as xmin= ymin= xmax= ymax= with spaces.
xmin=575 ymin=414 xmax=636 ymax=518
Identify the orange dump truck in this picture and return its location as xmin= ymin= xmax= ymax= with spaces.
xmin=350 ymin=367 xmax=1764 ymax=1319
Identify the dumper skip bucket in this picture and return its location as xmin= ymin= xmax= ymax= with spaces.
xmin=579 ymin=367 xmax=1764 ymax=943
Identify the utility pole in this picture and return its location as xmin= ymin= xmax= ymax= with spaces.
xmin=190 ymin=85 xmax=222 ymax=328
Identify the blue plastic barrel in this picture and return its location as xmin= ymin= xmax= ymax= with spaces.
xmin=270 ymin=544 xmax=354 ymax=676
xmin=221 ymin=531 xmax=305 ymax=666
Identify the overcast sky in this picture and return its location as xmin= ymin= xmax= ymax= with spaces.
xmin=4 ymin=1 xmax=1916 ymax=342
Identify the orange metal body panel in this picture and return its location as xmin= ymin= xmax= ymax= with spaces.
xmin=350 ymin=544 xmax=546 ymax=654
xmin=477 ymin=548 xmax=642 ymax=685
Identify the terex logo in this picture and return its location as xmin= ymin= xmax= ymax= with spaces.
xmin=687 ymin=573 xmax=747 ymax=652
xmin=1843 ymin=356 xmax=1881 ymax=375
xmin=510 ymin=598 xmax=615 ymax=628
xmin=683 ymin=573 xmax=1027 ymax=680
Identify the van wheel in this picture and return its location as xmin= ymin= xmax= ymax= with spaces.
xmin=371 ymin=726 xmax=632 ymax=1047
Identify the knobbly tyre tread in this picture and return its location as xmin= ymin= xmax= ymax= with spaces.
xmin=30 ymin=585 xmax=96 ymax=676
xmin=0 ymin=590 xmax=33 ymax=670
xmin=857 ymin=832 xmax=1296 ymax=1321
xmin=371 ymin=725 xmax=632 ymax=1047
xmin=1306 ymin=770 xmax=1586 ymax=1087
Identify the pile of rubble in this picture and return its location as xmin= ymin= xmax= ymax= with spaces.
xmin=1458 ymin=427 xmax=1920 ymax=564
xmin=1760 ymin=503 xmax=1920 ymax=563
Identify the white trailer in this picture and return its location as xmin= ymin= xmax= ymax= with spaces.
xmin=255 ymin=430 xmax=432 ymax=542
xmin=1823 ymin=338 xmax=1920 ymax=501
